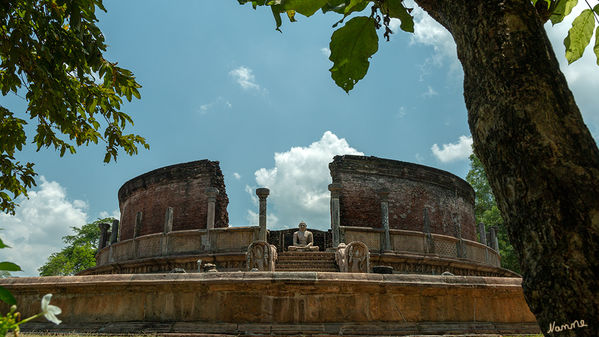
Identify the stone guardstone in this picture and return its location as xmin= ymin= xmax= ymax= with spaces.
xmin=246 ymin=241 xmax=277 ymax=271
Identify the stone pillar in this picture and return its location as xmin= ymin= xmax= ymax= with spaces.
xmin=164 ymin=207 xmax=174 ymax=233
xmin=378 ymin=189 xmax=391 ymax=252
xmin=489 ymin=226 xmax=499 ymax=251
xmin=478 ymin=222 xmax=487 ymax=245
xmin=256 ymin=188 xmax=270 ymax=242
xmin=134 ymin=211 xmax=143 ymax=238
xmin=205 ymin=187 xmax=219 ymax=230
xmin=98 ymin=222 xmax=110 ymax=250
xmin=423 ymin=208 xmax=435 ymax=254
xmin=110 ymin=220 xmax=119 ymax=244
xmin=328 ymin=183 xmax=342 ymax=247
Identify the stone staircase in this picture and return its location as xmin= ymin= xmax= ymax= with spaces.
xmin=276 ymin=251 xmax=338 ymax=272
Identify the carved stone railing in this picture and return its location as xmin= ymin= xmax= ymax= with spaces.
xmin=340 ymin=226 xmax=502 ymax=268
xmin=95 ymin=226 xmax=261 ymax=267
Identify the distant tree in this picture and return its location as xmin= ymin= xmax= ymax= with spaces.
xmin=466 ymin=154 xmax=520 ymax=274
xmin=38 ymin=218 xmax=110 ymax=276
xmin=1 ymin=0 xmax=148 ymax=215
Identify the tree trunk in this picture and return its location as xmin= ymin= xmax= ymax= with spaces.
xmin=414 ymin=0 xmax=599 ymax=336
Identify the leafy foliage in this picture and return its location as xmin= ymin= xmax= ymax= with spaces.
xmin=0 ymin=235 xmax=20 ymax=305
xmin=466 ymin=155 xmax=520 ymax=274
xmin=238 ymin=0 xmax=599 ymax=91
xmin=38 ymin=218 xmax=108 ymax=276
xmin=0 ymin=0 xmax=149 ymax=215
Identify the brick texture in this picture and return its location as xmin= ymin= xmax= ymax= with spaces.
xmin=329 ymin=155 xmax=476 ymax=241
xmin=118 ymin=160 xmax=229 ymax=240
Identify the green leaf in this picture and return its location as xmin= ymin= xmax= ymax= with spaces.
xmin=564 ymin=9 xmax=595 ymax=64
xmin=380 ymin=0 xmax=414 ymax=33
xmin=344 ymin=0 xmax=368 ymax=15
xmin=0 ymin=286 xmax=16 ymax=305
xmin=282 ymin=0 xmax=328 ymax=17
xmin=0 ymin=262 xmax=22 ymax=272
xmin=594 ymin=26 xmax=599 ymax=65
xmin=550 ymin=0 xmax=578 ymax=25
xmin=329 ymin=16 xmax=379 ymax=93
xmin=0 ymin=237 xmax=9 ymax=249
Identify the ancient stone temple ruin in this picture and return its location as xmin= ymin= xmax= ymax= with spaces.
xmin=84 ymin=155 xmax=512 ymax=277
xmin=1 ymin=155 xmax=540 ymax=336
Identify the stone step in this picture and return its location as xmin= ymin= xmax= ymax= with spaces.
xmin=277 ymin=252 xmax=336 ymax=259
xmin=276 ymin=265 xmax=338 ymax=272
xmin=276 ymin=260 xmax=336 ymax=266
xmin=277 ymin=256 xmax=335 ymax=262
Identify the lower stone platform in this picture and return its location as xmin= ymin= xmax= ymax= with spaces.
xmin=0 ymin=273 xmax=540 ymax=336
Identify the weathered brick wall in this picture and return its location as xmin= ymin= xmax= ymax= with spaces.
xmin=118 ymin=160 xmax=229 ymax=240
xmin=329 ymin=155 xmax=476 ymax=241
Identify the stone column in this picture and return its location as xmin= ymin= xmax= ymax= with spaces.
xmin=328 ymin=183 xmax=342 ymax=247
xmin=205 ymin=188 xmax=219 ymax=230
xmin=134 ymin=211 xmax=143 ymax=238
xmin=110 ymin=219 xmax=119 ymax=244
xmin=98 ymin=222 xmax=110 ymax=250
xmin=423 ymin=208 xmax=435 ymax=254
xmin=478 ymin=222 xmax=487 ymax=245
xmin=164 ymin=207 xmax=174 ymax=233
xmin=378 ymin=189 xmax=391 ymax=252
xmin=256 ymin=188 xmax=270 ymax=241
xmin=489 ymin=226 xmax=499 ymax=251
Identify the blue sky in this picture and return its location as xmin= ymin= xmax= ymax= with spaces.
xmin=2 ymin=1 xmax=599 ymax=276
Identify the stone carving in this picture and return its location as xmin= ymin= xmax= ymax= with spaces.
xmin=247 ymin=241 xmax=277 ymax=271
xmin=335 ymin=243 xmax=348 ymax=272
xmin=288 ymin=222 xmax=319 ymax=251
xmin=346 ymin=241 xmax=370 ymax=273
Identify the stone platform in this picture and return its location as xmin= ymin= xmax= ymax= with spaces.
xmin=0 ymin=272 xmax=540 ymax=336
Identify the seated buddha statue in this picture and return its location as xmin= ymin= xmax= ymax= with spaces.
xmin=288 ymin=221 xmax=319 ymax=251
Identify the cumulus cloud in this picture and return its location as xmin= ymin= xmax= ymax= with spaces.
xmin=229 ymin=66 xmax=261 ymax=90
xmin=0 ymin=177 xmax=88 ymax=276
xmin=320 ymin=47 xmax=331 ymax=57
xmin=247 ymin=131 xmax=363 ymax=230
xmin=233 ymin=172 xmax=241 ymax=180
xmin=431 ymin=135 xmax=473 ymax=163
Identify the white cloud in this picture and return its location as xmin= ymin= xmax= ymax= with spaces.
xmin=246 ymin=210 xmax=280 ymax=228
xmin=248 ymin=131 xmax=363 ymax=230
xmin=0 ymin=177 xmax=88 ymax=276
xmin=393 ymin=2 xmax=458 ymax=75
xmin=320 ymin=47 xmax=331 ymax=57
xmin=198 ymin=96 xmax=232 ymax=115
xmin=396 ymin=106 xmax=407 ymax=119
xmin=229 ymin=66 xmax=261 ymax=90
xmin=99 ymin=209 xmax=120 ymax=220
xmin=233 ymin=172 xmax=241 ymax=180
xmin=415 ymin=153 xmax=425 ymax=163
xmin=431 ymin=135 xmax=473 ymax=163
xmin=422 ymin=85 xmax=438 ymax=98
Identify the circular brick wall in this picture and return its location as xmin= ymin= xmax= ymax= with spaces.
xmin=329 ymin=155 xmax=476 ymax=241
xmin=118 ymin=160 xmax=229 ymax=240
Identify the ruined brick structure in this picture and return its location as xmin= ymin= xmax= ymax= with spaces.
xmin=329 ymin=155 xmax=476 ymax=241
xmin=118 ymin=160 xmax=229 ymax=240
